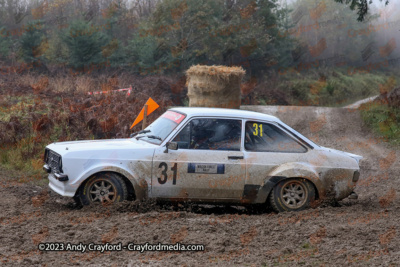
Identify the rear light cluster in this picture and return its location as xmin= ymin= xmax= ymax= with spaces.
xmin=352 ymin=171 xmax=360 ymax=182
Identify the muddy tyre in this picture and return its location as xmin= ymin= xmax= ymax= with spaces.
xmin=269 ymin=178 xmax=315 ymax=212
xmin=78 ymin=173 xmax=128 ymax=205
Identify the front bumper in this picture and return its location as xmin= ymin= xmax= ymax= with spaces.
xmin=47 ymin=173 xmax=76 ymax=197
xmin=43 ymin=164 xmax=69 ymax=181
xmin=45 ymin=163 xmax=75 ymax=197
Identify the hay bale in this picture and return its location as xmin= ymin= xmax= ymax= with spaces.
xmin=186 ymin=65 xmax=245 ymax=109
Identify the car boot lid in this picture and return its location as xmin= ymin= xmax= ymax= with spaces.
xmin=320 ymin=146 xmax=363 ymax=163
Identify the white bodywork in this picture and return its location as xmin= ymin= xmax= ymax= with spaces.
xmin=45 ymin=107 xmax=362 ymax=204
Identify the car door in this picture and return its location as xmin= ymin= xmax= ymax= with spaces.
xmin=151 ymin=117 xmax=246 ymax=201
xmin=243 ymin=120 xmax=308 ymax=200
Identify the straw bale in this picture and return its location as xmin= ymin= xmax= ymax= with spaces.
xmin=186 ymin=65 xmax=245 ymax=109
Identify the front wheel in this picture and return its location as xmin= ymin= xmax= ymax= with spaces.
xmin=269 ymin=178 xmax=315 ymax=212
xmin=78 ymin=173 xmax=128 ymax=205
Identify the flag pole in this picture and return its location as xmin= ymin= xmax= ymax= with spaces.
xmin=142 ymin=104 xmax=148 ymax=130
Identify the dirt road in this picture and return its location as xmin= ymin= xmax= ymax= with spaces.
xmin=1 ymin=105 xmax=399 ymax=266
xmin=344 ymin=96 xmax=379 ymax=109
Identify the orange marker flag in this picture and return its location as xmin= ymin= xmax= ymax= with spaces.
xmin=130 ymin=97 xmax=160 ymax=129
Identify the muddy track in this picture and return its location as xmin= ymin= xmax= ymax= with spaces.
xmin=1 ymin=106 xmax=399 ymax=266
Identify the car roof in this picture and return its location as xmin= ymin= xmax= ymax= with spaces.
xmin=169 ymin=107 xmax=280 ymax=122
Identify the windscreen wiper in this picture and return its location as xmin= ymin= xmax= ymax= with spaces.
xmin=131 ymin=129 xmax=150 ymax=138
xmin=136 ymin=135 xmax=162 ymax=141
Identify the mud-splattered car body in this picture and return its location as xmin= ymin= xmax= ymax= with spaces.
xmin=44 ymin=107 xmax=362 ymax=210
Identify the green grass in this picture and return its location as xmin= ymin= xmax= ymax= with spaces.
xmin=0 ymin=96 xmax=34 ymax=120
xmin=0 ymin=94 xmax=64 ymax=177
xmin=361 ymin=102 xmax=400 ymax=145
xmin=277 ymin=69 xmax=393 ymax=107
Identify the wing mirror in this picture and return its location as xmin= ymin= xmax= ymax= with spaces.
xmin=164 ymin=142 xmax=178 ymax=153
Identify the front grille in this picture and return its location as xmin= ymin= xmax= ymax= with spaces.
xmin=45 ymin=149 xmax=62 ymax=173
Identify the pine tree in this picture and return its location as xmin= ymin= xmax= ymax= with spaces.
xmin=62 ymin=20 xmax=108 ymax=71
xmin=19 ymin=20 xmax=46 ymax=64
xmin=0 ymin=26 xmax=11 ymax=60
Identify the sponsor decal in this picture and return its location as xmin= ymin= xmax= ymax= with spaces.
xmin=188 ymin=163 xmax=225 ymax=174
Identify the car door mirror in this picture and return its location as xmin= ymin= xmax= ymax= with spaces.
xmin=164 ymin=142 xmax=178 ymax=153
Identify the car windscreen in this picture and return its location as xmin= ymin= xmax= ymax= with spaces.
xmin=135 ymin=110 xmax=186 ymax=145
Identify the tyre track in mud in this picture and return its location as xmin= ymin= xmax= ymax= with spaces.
xmin=1 ymin=105 xmax=399 ymax=266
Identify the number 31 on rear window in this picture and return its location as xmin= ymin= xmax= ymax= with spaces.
xmin=253 ymin=123 xmax=263 ymax=136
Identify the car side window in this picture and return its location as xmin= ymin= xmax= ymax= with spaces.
xmin=172 ymin=118 xmax=242 ymax=151
xmin=245 ymin=121 xmax=307 ymax=153
xmin=172 ymin=123 xmax=191 ymax=149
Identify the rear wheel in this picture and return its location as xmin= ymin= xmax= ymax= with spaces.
xmin=269 ymin=178 xmax=315 ymax=212
xmin=78 ymin=173 xmax=128 ymax=205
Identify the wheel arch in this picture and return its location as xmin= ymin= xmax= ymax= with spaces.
xmin=74 ymin=169 xmax=147 ymax=201
xmin=255 ymin=175 xmax=320 ymax=204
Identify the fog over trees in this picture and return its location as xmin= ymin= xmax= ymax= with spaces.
xmin=0 ymin=0 xmax=398 ymax=76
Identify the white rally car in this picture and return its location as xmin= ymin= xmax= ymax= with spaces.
xmin=43 ymin=107 xmax=362 ymax=212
